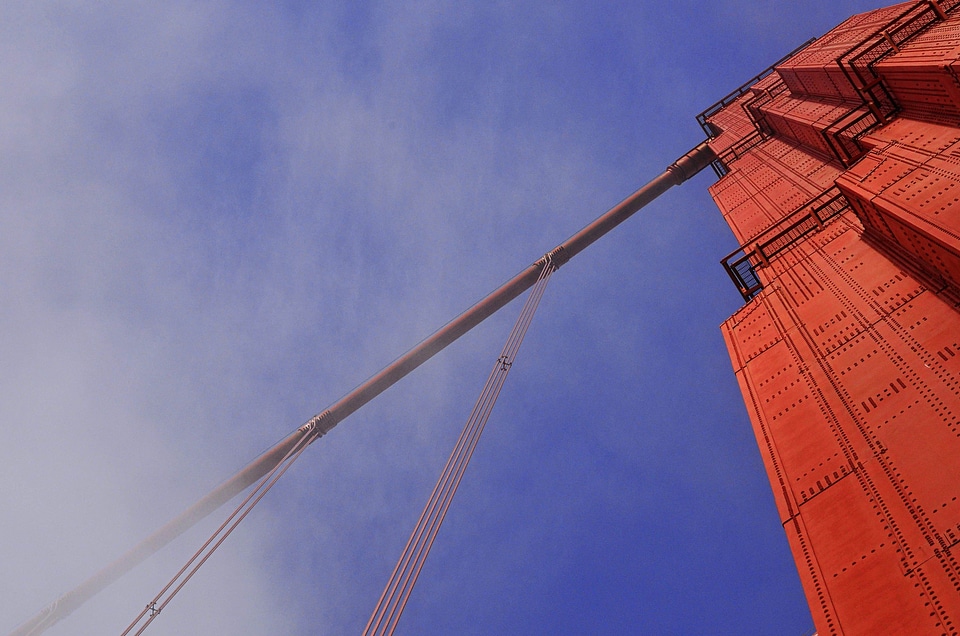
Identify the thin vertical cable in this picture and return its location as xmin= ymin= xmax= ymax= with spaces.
xmin=363 ymin=259 xmax=555 ymax=636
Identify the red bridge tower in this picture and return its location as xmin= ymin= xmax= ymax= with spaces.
xmin=706 ymin=1 xmax=960 ymax=633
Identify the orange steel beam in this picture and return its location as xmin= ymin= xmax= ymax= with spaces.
xmin=10 ymin=140 xmax=716 ymax=636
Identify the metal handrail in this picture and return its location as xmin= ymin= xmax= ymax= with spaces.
xmin=705 ymin=77 xmax=789 ymax=178
xmin=721 ymin=187 xmax=851 ymax=300
xmin=821 ymin=105 xmax=879 ymax=167
xmin=704 ymin=0 xmax=960 ymax=184
xmin=837 ymin=0 xmax=960 ymax=121
xmin=696 ymin=37 xmax=817 ymax=137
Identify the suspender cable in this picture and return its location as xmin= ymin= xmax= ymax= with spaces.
xmin=127 ymin=259 xmax=551 ymax=634
xmin=363 ymin=259 xmax=555 ymax=636
xmin=9 ymin=141 xmax=715 ymax=636
xmin=121 ymin=427 xmax=318 ymax=635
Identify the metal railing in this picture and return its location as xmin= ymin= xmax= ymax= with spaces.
xmin=703 ymin=0 xmax=960 ymax=180
xmin=721 ymin=187 xmax=851 ymax=300
xmin=704 ymin=77 xmax=789 ymax=178
xmin=743 ymin=77 xmax=788 ymax=137
xmin=821 ymin=105 xmax=880 ymax=167
xmin=808 ymin=1 xmax=958 ymax=167
xmin=696 ymin=38 xmax=817 ymax=137
xmin=711 ymin=131 xmax=764 ymax=178
xmin=837 ymin=0 xmax=960 ymax=126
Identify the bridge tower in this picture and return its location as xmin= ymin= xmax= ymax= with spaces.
xmin=705 ymin=2 xmax=960 ymax=633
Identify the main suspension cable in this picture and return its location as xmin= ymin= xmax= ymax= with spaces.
xmin=9 ymin=141 xmax=715 ymax=636
xmin=363 ymin=258 xmax=555 ymax=636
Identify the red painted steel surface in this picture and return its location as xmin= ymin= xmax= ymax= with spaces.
xmin=839 ymin=115 xmax=960 ymax=290
xmin=776 ymin=2 xmax=913 ymax=101
xmin=709 ymin=138 xmax=842 ymax=244
xmin=875 ymin=11 xmax=960 ymax=124
xmin=757 ymin=92 xmax=865 ymax=161
xmin=708 ymin=2 xmax=960 ymax=634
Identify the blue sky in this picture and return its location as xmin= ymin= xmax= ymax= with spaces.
xmin=0 ymin=2 xmax=888 ymax=634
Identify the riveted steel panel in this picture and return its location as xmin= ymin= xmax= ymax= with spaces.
xmin=840 ymin=151 xmax=918 ymax=196
xmin=723 ymin=294 xmax=784 ymax=366
xmin=882 ymin=67 xmax=960 ymax=124
xmin=839 ymin=140 xmax=960 ymax=289
xmin=706 ymin=93 xmax=760 ymax=156
xmin=711 ymin=174 xmax=778 ymax=244
xmin=914 ymin=558 xmax=960 ymax=632
xmin=758 ymin=93 xmax=864 ymax=161
xmin=880 ymin=201 xmax=960 ymax=286
xmin=776 ymin=3 xmax=915 ymax=101
xmin=726 ymin=365 xmax=797 ymax=522
xmin=719 ymin=201 xmax=960 ymax=633
xmin=712 ymin=144 xmax=839 ymax=243
xmin=826 ymin=233 xmax=926 ymax=316
xmin=734 ymin=306 xmax=855 ymax=508
xmin=749 ymin=70 xmax=785 ymax=96
xmin=792 ymin=471 xmax=952 ymax=636
xmin=757 ymin=373 xmax=854 ymax=509
xmin=876 ymin=12 xmax=960 ymax=123
xmin=769 ymin=248 xmax=831 ymax=308
xmin=862 ymin=115 xmax=960 ymax=154
xmin=782 ymin=515 xmax=839 ymax=636
xmin=887 ymin=290 xmax=960 ymax=404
